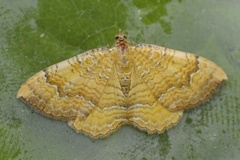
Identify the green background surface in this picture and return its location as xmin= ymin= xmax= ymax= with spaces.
xmin=0 ymin=0 xmax=239 ymax=159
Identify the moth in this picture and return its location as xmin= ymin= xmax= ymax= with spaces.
xmin=17 ymin=30 xmax=227 ymax=139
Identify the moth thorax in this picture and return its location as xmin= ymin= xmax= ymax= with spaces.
xmin=117 ymin=64 xmax=132 ymax=97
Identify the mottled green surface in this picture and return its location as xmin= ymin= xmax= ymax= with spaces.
xmin=0 ymin=0 xmax=239 ymax=159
